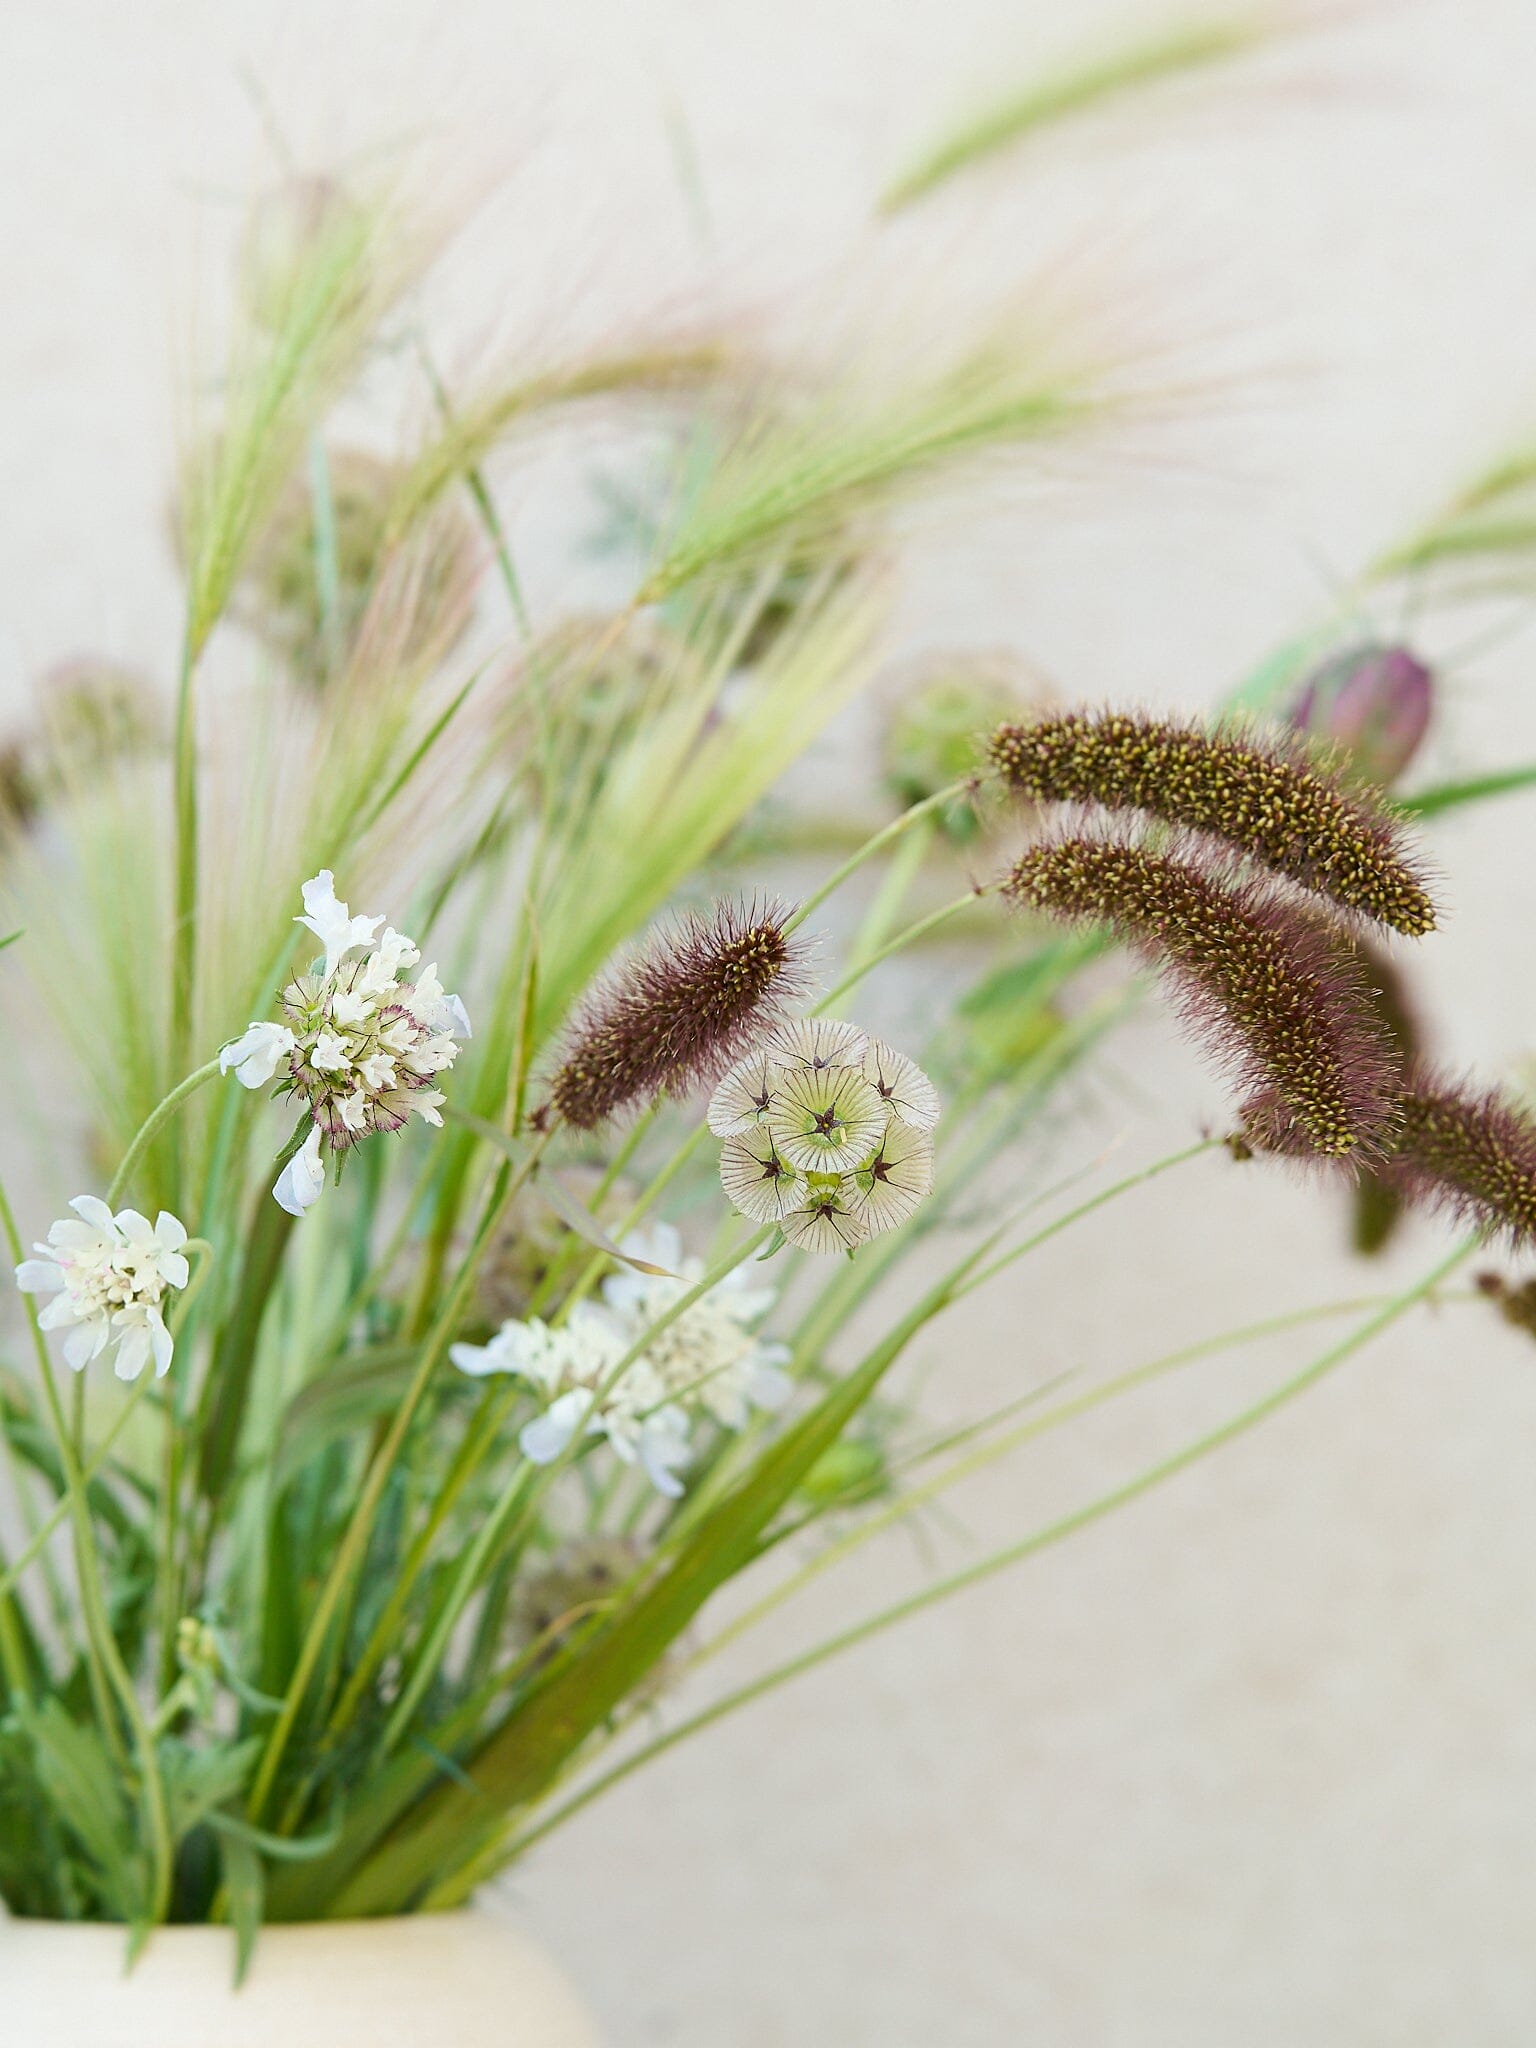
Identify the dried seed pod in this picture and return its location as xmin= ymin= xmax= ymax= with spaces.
xmin=1004 ymin=832 xmax=1399 ymax=1158
xmin=989 ymin=709 xmax=1436 ymax=936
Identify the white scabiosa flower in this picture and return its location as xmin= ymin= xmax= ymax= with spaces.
xmin=710 ymin=1023 xmax=939 ymax=1255
xmin=449 ymin=1223 xmax=793 ymax=1494
xmin=222 ymin=872 xmax=470 ymax=1212
xmin=601 ymin=1224 xmax=794 ymax=1429
xmin=449 ymin=1304 xmax=688 ymax=1492
xmin=15 ymin=1197 xmax=190 ymax=1379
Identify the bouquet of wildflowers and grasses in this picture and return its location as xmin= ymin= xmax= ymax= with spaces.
xmin=6 ymin=35 xmax=1536 ymax=1974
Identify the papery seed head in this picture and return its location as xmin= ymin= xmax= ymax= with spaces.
xmin=988 ymin=708 xmax=1437 ymax=936
xmin=1003 ymin=831 xmax=1400 ymax=1159
xmin=549 ymin=898 xmax=811 ymax=1130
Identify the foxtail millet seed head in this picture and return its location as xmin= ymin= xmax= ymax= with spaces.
xmin=987 ymin=709 xmax=1437 ymax=936
xmin=548 ymin=898 xmax=810 ymax=1130
xmin=1378 ymin=1071 xmax=1536 ymax=1249
xmin=1003 ymin=832 xmax=1400 ymax=1159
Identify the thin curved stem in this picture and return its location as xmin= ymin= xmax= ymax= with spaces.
xmin=107 ymin=1059 xmax=224 ymax=1208
xmin=781 ymin=778 xmax=974 ymax=937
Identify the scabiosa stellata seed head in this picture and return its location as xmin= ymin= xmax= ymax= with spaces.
xmin=987 ymin=709 xmax=1437 ymax=936
xmin=1378 ymin=1072 xmax=1536 ymax=1249
xmin=1003 ymin=832 xmax=1399 ymax=1159
xmin=710 ymin=1025 xmax=939 ymax=1253
xmin=548 ymin=898 xmax=810 ymax=1130
xmin=1289 ymin=643 xmax=1433 ymax=790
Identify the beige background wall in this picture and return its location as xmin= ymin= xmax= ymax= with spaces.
xmin=5 ymin=2 xmax=1536 ymax=2040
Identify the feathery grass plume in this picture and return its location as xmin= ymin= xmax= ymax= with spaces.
xmin=548 ymin=898 xmax=810 ymax=1129
xmin=1379 ymin=1073 xmax=1536 ymax=1248
xmin=1373 ymin=440 xmax=1536 ymax=589
xmin=640 ymin=313 xmax=1124 ymax=602
xmin=881 ymin=8 xmax=1289 ymax=212
xmin=387 ymin=340 xmax=733 ymax=542
xmin=178 ymin=175 xmax=443 ymax=660
xmin=240 ymin=446 xmax=481 ymax=688
xmin=1003 ymin=832 xmax=1398 ymax=1157
xmin=989 ymin=709 xmax=1437 ymax=936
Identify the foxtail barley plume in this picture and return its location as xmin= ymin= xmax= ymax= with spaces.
xmin=1003 ymin=833 xmax=1398 ymax=1158
xmin=1379 ymin=1073 xmax=1536 ymax=1248
xmin=988 ymin=709 xmax=1436 ymax=936
xmin=549 ymin=899 xmax=809 ymax=1129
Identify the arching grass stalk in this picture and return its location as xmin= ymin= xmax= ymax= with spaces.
xmin=470 ymin=1239 xmax=1473 ymax=1892
xmin=106 ymin=1058 xmax=224 ymax=1208
xmin=780 ymin=778 xmax=975 ymax=938
xmin=677 ymin=1289 xmax=1471 ymax=1681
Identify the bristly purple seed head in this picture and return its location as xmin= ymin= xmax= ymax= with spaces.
xmin=548 ymin=898 xmax=811 ymax=1130
xmin=1002 ymin=831 xmax=1401 ymax=1160
xmin=1289 ymin=643 xmax=1434 ymax=790
xmin=987 ymin=707 xmax=1437 ymax=937
xmin=1377 ymin=1069 xmax=1536 ymax=1248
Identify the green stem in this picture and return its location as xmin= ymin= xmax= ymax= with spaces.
xmin=106 ymin=1059 xmax=223 ymax=1208
xmin=952 ymin=1138 xmax=1221 ymax=1301
xmin=781 ymin=779 xmax=974 ymax=936
xmin=246 ymin=1134 xmax=550 ymax=1824
xmin=196 ymin=1127 xmax=308 ymax=1510
xmin=170 ymin=635 xmax=201 ymax=1122
xmin=493 ymin=1239 xmax=1473 ymax=1873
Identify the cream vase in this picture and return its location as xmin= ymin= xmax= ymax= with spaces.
xmin=0 ymin=1905 xmax=600 ymax=2047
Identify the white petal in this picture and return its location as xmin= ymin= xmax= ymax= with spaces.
xmin=748 ymin=1358 xmax=795 ymax=1410
xmin=113 ymin=1208 xmax=154 ymax=1247
xmin=15 ymin=1259 xmax=65 ymax=1294
xmin=449 ymin=1340 xmax=511 ymax=1378
xmin=220 ymin=1021 xmax=296 ymax=1088
xmin=63 ymin=1320 xmax=104 ymax=1372
xmin=274 ymin=1128 xmax=326 ymax=1216
xmin=68 ymin=1195 xmax=116 ymax=1236
xmin=148 ymin=1307 xmax=174 ymax=1378
xmin=113 ymin=1324 xmax=152 ymax=1382
xmin=444 ymin=993 xmax=472 ymax=1041
xmin=158 ymin=1252 xmax=191 ymax=1291
xmin=519 ymin=1390 xmax=589 ymax=1464
xmin=38 ymin=1293 xmax=82 ymax=1330
xmin=297 ymin=870 xmax=384 ymax=974
xmin=154 ymin=1211 xmax=188 ymax=1252
xmin=310 ymin=1030 xmax=351 ymax=1073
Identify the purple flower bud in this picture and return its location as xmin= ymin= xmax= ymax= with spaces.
xmin=1290 ymin=644 xmax=1433 ymax=788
